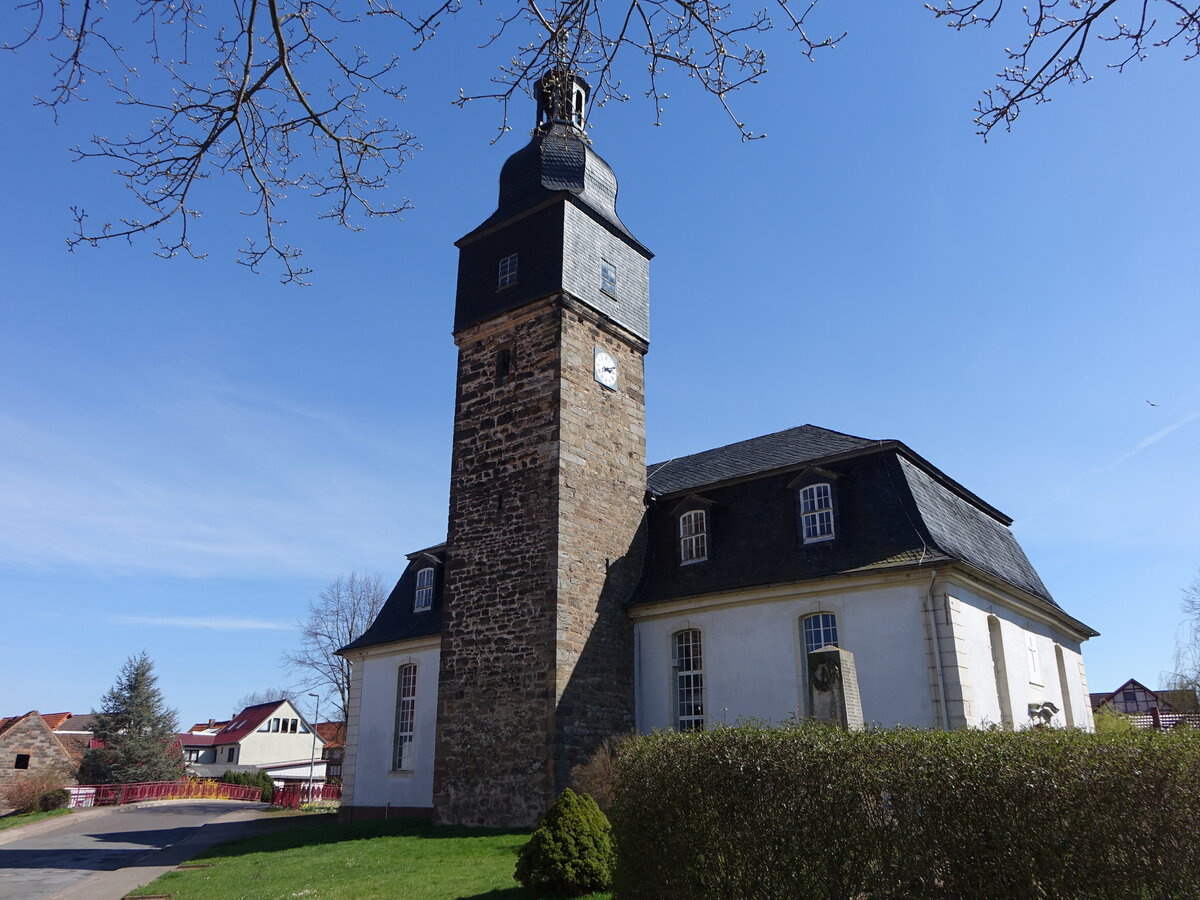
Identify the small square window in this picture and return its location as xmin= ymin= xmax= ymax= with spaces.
xmin=600 ymin=260 xmax=617 ymax=297
xmin=14 ymin=754 xmax=30 ymax=770
xmin=498 ymin=253 xmax=519 ymax=288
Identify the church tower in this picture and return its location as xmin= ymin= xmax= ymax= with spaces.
xmin=433 ymin=70 xmax=652 ymax=827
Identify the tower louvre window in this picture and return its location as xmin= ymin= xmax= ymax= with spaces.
xmin=414 ymin=567 xmax=434 ymax=612
xmin=497 ymin=253 xmax=519 ymax=288
xmin=799 ymin=483 xmax=835 ymax=542
xmin=679 ymin=510 xmax=707 ymax=564
xmin=601 ymin=260 xmax=617 ymax=297
xmin=394 ymin=664 xmax=417 ymax=771
xmin=673 ymin=629 xmax=705 ymax=732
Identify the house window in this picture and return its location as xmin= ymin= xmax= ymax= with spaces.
xmin=289 ymin=718 xmax=298 ymax=733
xmin=227 ymin=747 xmax=235 ymax=763
xmin=679 ymin=510 xmax=707 ymax=564
xmin=498 ymin=253 xmax=518 ymax=288
xmin=14 ymin=754 xmax=30 ymax=770
xmin=802 ymin=613 xmax=839 ymax=655
xmin=258 ymin=721 xmax=271 ymax=732
xmin=600 ymin=260 xmax=617 ymax=297
xmin=394 ymin=664 xmax=418 ymax=771
xmin=271 ymin=718 xmax=280 ymax=732
xmin=799 ymin=483 xmax=835 ymax=542
xmin=672 ymin=630 xmax=705 ymax=732
xmin=414 ymin=567 xmax=435 ymax=612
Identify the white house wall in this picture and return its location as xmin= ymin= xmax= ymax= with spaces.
xmin=947 ymin=578 xmax=1093 ymax=731
xmin=633 ymin=575 xmax=937 ymax=732
xmin=345 ymin=640 xmax=440 ymax=812
xmin=236 ymin=701 xmax=323 ymax=765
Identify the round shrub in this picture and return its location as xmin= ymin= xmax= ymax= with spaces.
xmin=515 ymin=788 xmax=615 ymax=895
xmin=38 ymin=788 xmax=70 ymax=811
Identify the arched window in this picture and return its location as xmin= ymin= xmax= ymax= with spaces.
xmin=414 ymin=567 xmax=434 ymax=612
xmin=799 ymin=483 xmax=835 ymax=542
xmin=679 ymin=510 xmax=707 ymax=564
xmin=393 ymin=664 xmax=417 ymax=771
xmin=672 ymin=630 xmax=705 ymax=732
xmin=802 ymin=612 xmax=839 ymax=655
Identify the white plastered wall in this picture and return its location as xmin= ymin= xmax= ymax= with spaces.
xmin=947 ymin=577 xmax=1093 ymax=731
xmin=343 ymin=637 xmax=440 ymax=811
xmin=633 ymin=574 xmax=937 ymax=732
xmin=236 ymin=700 xmax=323 ymax=765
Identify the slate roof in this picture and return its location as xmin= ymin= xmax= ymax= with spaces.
xmin=339 ymin=545 xmax=446 ymax=653
xmin=647 ymin=426 xmax=881 ymax=496
xmin=344 ymin=425 xmax=1093 ymax=648
xmin=897 ymin=457 xmax=1053 ymax=605
xmin=459 ymin=123 xmax=646 ymax=254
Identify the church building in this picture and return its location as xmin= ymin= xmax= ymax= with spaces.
xmin=336 ymin=70 xmax=1098 ymax=828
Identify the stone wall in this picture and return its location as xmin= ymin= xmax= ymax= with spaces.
xmin=433 ymin=293 xmax=646 ymax=827
xmin=0 ymin=713 xmax=76 ymax=792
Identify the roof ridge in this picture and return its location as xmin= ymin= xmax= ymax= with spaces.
xmin=646 ymin=424 xmax=877 ymax=471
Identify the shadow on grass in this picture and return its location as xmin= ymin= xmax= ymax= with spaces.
xmin=197 ymin=817 xmax=529 ymax=862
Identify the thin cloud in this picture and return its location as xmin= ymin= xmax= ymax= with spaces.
xmin=1013 ymin=410 xmax=1200 ymax=530
xmin=113 ymin=615 xmax=292 ymax=631
xmin=1093 ymin=411 xmax=1200 ymax=474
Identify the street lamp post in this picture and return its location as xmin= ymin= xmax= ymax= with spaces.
xmin=307 ymin=692 xmax=320 ymax=805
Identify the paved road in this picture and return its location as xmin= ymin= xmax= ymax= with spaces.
xmin=0 ymin=800 xmax=287 ymax=900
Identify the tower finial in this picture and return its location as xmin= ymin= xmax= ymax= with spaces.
xmin=534 ymin=64 xmax=590 ymax=132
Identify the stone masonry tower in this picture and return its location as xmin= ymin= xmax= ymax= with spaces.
xmin=432 ymin=70 xmax=653 ymax=827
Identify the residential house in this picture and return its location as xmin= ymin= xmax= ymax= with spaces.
xmin=178 ymin=700 xmax=327 ymax=783
xmin=1091 ymin=678 xmax=1200 ymax=729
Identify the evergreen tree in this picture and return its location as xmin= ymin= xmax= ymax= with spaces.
xmin=79 ymin=652 xmax=184 ymax=785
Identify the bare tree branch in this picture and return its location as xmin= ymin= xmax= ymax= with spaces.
xmin=7 ymin=0 xmax=1195 ymax=278
xmin=284 ymin=572 xmax=389 ymax=724
xmin=926 ymin=0 xmax=1200 ymax=137
xmin=1166 ymin=570 xmax=1200 ymax=697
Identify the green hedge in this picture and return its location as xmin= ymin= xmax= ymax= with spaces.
xmin=611 ymin=725 xmax=1200 ymax=900
xmin=219 ymin=769 xmax=274 ymax=804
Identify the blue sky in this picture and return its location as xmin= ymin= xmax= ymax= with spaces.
xmin=2 ymin=1 xmax=1197 ymax=728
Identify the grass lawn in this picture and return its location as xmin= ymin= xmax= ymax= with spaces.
xmin=0 ymin=808 xmax=72 ymax=832
xmin=128 ymin=817 xmax=612 ymax=900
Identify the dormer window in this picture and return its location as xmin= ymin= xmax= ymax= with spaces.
xmin=414 ymin=567 xmax=434 ymax=612
xmin=679 ymin=510 xmax=707 ymax=564
xmin=498 ymin=253 xmax=518 ymax=289
xmin=600 ymin=260 xmax=617 ymax=297
xmin=799 ymin=483 xmax=835 ymax=542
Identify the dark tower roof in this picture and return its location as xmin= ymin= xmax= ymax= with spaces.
xmin=456 ymin=70 xmax=648 ymax=255
xmin=453 ymin=67 xmax=652 ymax=340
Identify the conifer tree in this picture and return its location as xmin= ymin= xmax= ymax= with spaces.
xmin=79 ymin=652 xmax=184 ymax=785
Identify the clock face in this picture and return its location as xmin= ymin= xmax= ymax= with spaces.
xmin=594 ymin=348 xmax=618 ymax=390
